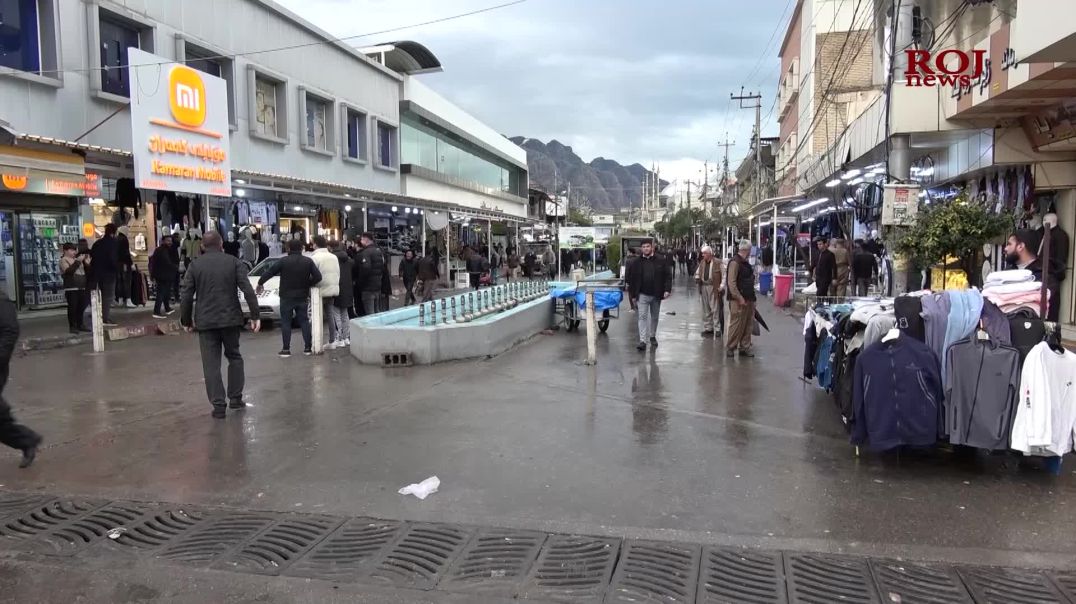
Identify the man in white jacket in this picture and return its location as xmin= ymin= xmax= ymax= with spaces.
xmin=310 ymin=236 xmax=341 ymax=347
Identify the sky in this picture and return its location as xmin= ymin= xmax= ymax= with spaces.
xmin=275 ymin=0 xmax=787 ymax=188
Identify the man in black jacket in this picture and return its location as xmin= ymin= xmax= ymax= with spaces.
xmin=90 ymin=224 xmax=120 ymax=327
xmin=626 ymin=239 xmax=672 ymax=351
xmin=180 ymin=231 xmax=261 ymax=418
xmin=0 ymin=292 xmax=41 ymax=467
xmin=356 ymin=233 xmax=386 ymax=316
xmin=257 ymin=239 xmax=321 ymax=357
xmin=812 ymin=237 xmax=837 ymax=297
xmin=150 ymin=235 xmax=180 ymax=318
xmin=415 ymin=251 xmax=439 ymax=302
xmin=851 ymin=239 xmax=876 ymax=297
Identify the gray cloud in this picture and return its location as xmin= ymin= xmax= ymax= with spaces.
xmin=277 ymin=0 xmax=782 ymax=176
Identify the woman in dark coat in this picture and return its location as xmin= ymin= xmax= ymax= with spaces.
xmin=331 ymin=242 xmax=355 ymax=314
xmin=399 ymin=249 xmax=419 ymax=305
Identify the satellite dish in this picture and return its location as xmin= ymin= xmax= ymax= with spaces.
xmin=426 ymin=212 xmax=449 ymax=231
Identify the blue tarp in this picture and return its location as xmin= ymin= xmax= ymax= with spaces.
xmin=550 ymin=287 xmax=623 ymax=311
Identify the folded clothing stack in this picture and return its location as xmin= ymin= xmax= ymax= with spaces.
xmin=984 ymin=270 xmax=1046 ymax=315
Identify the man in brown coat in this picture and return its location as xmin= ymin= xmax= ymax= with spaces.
xmin=725 ymin=240 xmax=756 ymax=358
xmin=832 ymin=238 xmax=850 ymax=297
xmin=694 ymin=245 xmax=722 ymax=337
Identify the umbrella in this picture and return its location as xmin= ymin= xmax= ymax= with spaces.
xmin=754 ymin=308 xmax=770 ymax=332
xmin=716 ymin=292 xmax=726 ymax=333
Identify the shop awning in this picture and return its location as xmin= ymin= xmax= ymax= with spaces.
xmin=233 ymin=169 xmax=528 ymax=223
xmin=743 ymin=193 xmax=804 ymax=219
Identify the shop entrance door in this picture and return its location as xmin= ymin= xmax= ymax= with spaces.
xmin=0 ymin=213 xmax=14 ymax=303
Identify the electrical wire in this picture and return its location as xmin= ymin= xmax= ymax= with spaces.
xmin=740 ymin=0 xmax=796 ymax=90
xmin=27 ymin=0 xmax=530 ymax=78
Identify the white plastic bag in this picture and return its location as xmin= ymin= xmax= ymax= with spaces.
xmin=399 ymin=476 xmax=440 ymax=500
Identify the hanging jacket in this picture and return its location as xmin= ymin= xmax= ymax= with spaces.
xmin=1011 ymin=342 xmax=1076 ymax=456
xmin=941 ymin=289 xmax=984 ymax=388
xmin=852 ymin=335 xmax=943 ymax=451
xmin=944 ymin=334 xmax=1020 ymax=450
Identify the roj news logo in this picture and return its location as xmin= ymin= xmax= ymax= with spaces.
xmin=905 ymin=49 xmax=987 ymax=87
xmin=168 ymin=65 xmax=207 ymax=127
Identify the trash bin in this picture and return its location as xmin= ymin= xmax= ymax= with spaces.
xmin=758 ymin=272 xmax=773 ymax=296
xmin=774 ymin=273 xmax=794 ymax=307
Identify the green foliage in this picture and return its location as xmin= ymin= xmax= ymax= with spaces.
xmin=607 ymin=235 xmax=622 ymax=268
xmin=894 ymin=193 xmax=1012 ymax=268
xmin=568 ymin=208 xmax=593 ymax=226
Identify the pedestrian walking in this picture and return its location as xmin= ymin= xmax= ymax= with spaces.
xmin=329 ymin=240 xmax=353 ymax=348
xmin=832 ymin=238 xmax=850 ymax=297
xmin=257 ymin=238 xmax=320 ymax=357
xmin=400 ymin=249 xmax=419 ymax=305
xmin=812 ymin=237 xmax=837 ymax=297
xmin=466 ymin=247 xmax=485 ymax=290
xmin=851 ymin=239 xmax=876 ymax=297
xmin=356 ymin=233 xmax=386 ymax=316
xmin=416 ymin=250 xmax=439 ymax=303
xmin=59 ymin=243 xmax=91 ymax=333
xmin=0 ymin=292 xmax=41 ymax=467
xmin=695 ymin=245 xmax=722 ymax=337
xmin=116 ymin=226 xmax=136 ymax=308
xmin=626 ymin=239 xmax=672 ymax=352
xmin=726 ymin=240 xmax=757 ymax=358
xmin=149 ymin=235 xmax=180 ymax=319
xmin=90 ymin=223 xmax=120 ymax=327
xmin=506 ymin=248 xmax=521 ymax=281
xmin=180 ymin=231 xmax=261 ymax=418
xmin=310 ymin=236 xmax=341 ymax=346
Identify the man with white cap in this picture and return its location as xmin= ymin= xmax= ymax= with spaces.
xmin=726 ymin=239 xmax=757 ymax=357
xmin=694 ymin=245 xmax=722 ymax=337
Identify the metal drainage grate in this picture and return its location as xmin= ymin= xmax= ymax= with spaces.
xmin=605 ymin=539 xmax=701 ymax=604
xmin=215 ymin=516 xmax=343 ymax=576
xmin=157 ymin=513 xmax=276 ymax=566
xmin=1049 ymin=572 xmax=1076 ymax=602
xmin=698 ymin=547 xmax=787 ymax=604
xmin=96 ymin=508 xmax=208 ymax=554
xmin=285 ymin=518 xmax=402 ymax=582
xmin=786 ymin=553 xmax=879 ymax=604
xmin=958 ymin=566 xmax=1066 ymax=604
xmin=0 ymin=493 xmax=56 ymax=522
xmin=382 ymin=352 xmax=412 ymax=367
xmin=518 ymin=534 xmax=620 ymax=603
xmin=437 ymin=528 xmax=547 ymax=596
xmin=32 ymin=502 xmax=154 ymax=557
xmin=0 ymin=499 xmax=103 ymax=542
xmin=368 ymin=523 xmax=472 ymax=590
xmin=870 ymin=559 xmax=973 ymax=604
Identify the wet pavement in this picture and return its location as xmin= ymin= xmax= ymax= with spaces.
xmin=1 ymin=275 xmax=1075 ymax=599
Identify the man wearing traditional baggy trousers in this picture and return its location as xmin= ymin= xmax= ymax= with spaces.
xmin=726 ymin=240 xmax=756 ymax=358
xmin=695 ymin=245 xmax=722 ymax=337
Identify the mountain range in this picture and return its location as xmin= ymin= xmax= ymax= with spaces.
xmin=509 ymin=137 xmax=667 ymax=212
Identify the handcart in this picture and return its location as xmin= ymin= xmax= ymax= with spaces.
xmin=549 ymin=278 xmax=623 ymax=333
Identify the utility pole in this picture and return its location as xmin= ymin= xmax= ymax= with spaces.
xmin=732 ymin=89 xmax=763 ymax=212
xmin=716 ymin=134 xmax=735 ymax=214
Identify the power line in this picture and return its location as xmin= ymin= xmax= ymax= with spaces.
xmin=27 ymin=0 xmax=529 ymax=77
xmin=740 ymin=0 xmax=796 ymax=89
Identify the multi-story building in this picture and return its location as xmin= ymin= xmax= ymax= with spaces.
xmin=0 ymin=0 xmax=525 ymax=310
xmin=735 ymin=137 xmax=779 ymax=215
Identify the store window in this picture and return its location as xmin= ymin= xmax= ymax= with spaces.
xmin=248 ymin=66 xmax=288 ymax=143
xmin=0 ymin=0 xmax=40 ymax=72
xmin=343 ymin=105 xmax=368 ymax=162
xmin=400 ymin=117 xmax=522 ymax=196
xmin=377 ymin=120 xmax=398 ymax=169
xmin=300 ymin=87 xmax=334 ymax=154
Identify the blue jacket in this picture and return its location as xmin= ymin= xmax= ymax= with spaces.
xmin=941 ymin=289 xmax=983 ymax=388
xmin=852 ymin=335 xmax=943 ymax=450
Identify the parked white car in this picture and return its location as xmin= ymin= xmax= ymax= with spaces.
xmin=239 ymin=253 xmax=316 ymax=325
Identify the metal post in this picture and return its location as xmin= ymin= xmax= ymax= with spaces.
xmin=362 ymin=202 xmax=368 ymax=232
xmin=310 ymin=287 xmax=324 ymax=354
xmin=431 ymin=300 xmax=437 ymax=323
xmin=441 ymin=299 xmax=448 ymax=324
xmin=773 ymin=203 xmax=779 ymax=272
xmin=421 ymin=211 xmax=427 ymax=256
xmin=451 ymin=297 xmax=457 ymax=322
xmin=584 ymin=290 xmax=597 ymax=365
xmin=418 ymin=304 xmax=425 ymax=326
xmin=90 ymin=288 xmax=104 ymax=353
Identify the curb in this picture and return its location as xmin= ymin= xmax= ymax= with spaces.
xmin=18 ymin=319 xmax=183 ymax=354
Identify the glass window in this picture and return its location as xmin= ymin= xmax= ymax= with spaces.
xmin=99 ymin=15 xmax=140 ymax=97
xmin=377 ymin=121 xmax=397 ymax=168
xmin=186 ymin=53 xmax=222 ymax=78
xmin=346 ymin=109 xmax=367 ymax=160
xmin=254 ymin=77 xmax=278 ymax=137
xmin=306 ymin=96 xmax=328 ymax=149
xmin=0 ymin=0 xmax=40 ymax=73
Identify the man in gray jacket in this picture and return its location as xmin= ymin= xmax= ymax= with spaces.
xmin=180 ymin=231 xmax=261 ymax=418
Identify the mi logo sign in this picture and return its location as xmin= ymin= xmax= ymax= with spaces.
xmin=168 ymin=66 xmax=206 ymax=127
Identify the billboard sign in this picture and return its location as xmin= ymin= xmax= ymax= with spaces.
xmin=128 ymin=48 xmax=231 ymax=197
xmin=560 ymin=226 xmax=596 ymax=249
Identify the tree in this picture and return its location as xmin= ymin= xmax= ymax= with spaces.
xmin=568 ymin=207 xmax=593 ymax=226
xmin=894 ymin=192 xmax=1011 ymax=286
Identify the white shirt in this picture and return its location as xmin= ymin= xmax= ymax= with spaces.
xmin=1011 ymin=342 xmax=1076 ymax=456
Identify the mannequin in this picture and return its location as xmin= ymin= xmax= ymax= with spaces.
xmin=1037 ymin=212 xmax=1069 ymax=322
xmin=239 ymin=227 xmax=257 ymax=264
xmin=182 ymin=228 xmax=203 ymax=269
xmin=268 ymin=232 xmax=282 ymax=256
xmin=223 ymin=230 xmax=241 ymax=258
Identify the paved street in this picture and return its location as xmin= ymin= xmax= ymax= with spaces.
xmin=1 ymin=275 xmax=1075 ymax=601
